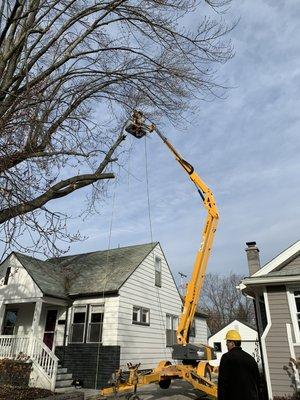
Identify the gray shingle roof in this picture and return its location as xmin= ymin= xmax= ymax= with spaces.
xmin=47 ymin=242 xmax=157 ymax=297
xmin=14 ymin=253 xmax=68 ymax=299
xmin=260 ymin=264 xmax=300 ymax=278
xmin=10 ymin=243 xmax=157 ymax=299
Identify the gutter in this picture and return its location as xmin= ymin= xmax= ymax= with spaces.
xmin=68 ymin=290 xmax=119 ymax=298
xmin=241 ymin=275 xmax=300 ymax=286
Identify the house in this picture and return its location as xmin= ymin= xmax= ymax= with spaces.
xmin=208 ymin=319 xmax=260 ymax=369
xmin=189 ymin=307 xmax=210 ymax=348
xmin=239 ymin=241 xmax=300 ymax=399
xmin=0 ymin=242 xmax=209 ymax=391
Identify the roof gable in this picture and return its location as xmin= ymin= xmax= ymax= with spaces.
xmin=0 ymin=243 xmax=159 ymax=299
xmin=208 ymin=319 xmax=257 ymax=340
xmin=0 ymin=253 xmax=43 ymax=299
xmin=48 ymin=242 xmax=158 ymax=296
xmin=13 ymin=253 xmax=68 ymax=299
xmin=253 ymin=240 xmax=300 ymax=277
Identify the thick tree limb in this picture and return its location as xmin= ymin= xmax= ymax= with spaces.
xmin=0 ymin=0 xmax=233 ymax=256
xmin=0 ymin=171 xmax=114 ymax=223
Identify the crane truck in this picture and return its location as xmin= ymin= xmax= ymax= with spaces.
xmin=101 ymin=111 xmax=219 ymax=399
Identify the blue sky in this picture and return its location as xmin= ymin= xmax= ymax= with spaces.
xmin=5 ymin=0 xmax=300 ymax=284
xmin=65 ymin=0 xmax=300 ymax=280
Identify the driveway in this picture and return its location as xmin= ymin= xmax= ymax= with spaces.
xmin=96 ymin=380 xmax=214 ymax=400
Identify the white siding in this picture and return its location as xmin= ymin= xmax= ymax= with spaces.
xmin=54 ymin=308 xmax=68 ymax=346
xmin=0 ymin=255 xmax=42 ymax=300
xmin=102 ymin=297 xmax=119 ymax=345
xmin=117 ymin=244 xmax=182 ymax=370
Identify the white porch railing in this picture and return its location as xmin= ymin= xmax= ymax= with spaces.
xmin=0 ymin=335 xmax=30 ymax=358
xmin=30 ymin=336 xmax=58 ymax=389
xmin=0 ymin=335 xmax=58 ymax=391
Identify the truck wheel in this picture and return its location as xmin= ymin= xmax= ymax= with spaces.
xmin=159 ymin=379 xmax=171 ymax=389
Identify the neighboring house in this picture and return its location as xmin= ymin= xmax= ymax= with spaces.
xmin=208 ymin=319 xmax=260 ymax=368
xmin=240 ymin=241 xmax=300 ymax=399
xmin=0 ymin=242 xmax=208 ymax=391
xmin=189 ymin=307 xmax=210 ymax=347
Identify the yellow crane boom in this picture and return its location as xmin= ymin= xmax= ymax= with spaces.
xmin=154 ymin=127 xmax=219 ymax=346
xmin=125 ymin=110 xmax=219 ymax=347
xmin=101 ymin=111 xmax=219 ymax=398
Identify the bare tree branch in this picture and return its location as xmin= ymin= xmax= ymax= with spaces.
xmin=0 ymin=0 xmax=233 ymax=256
xmin=201 ymin=272 xmax=255 ymax=334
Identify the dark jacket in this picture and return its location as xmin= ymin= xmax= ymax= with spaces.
xmin=218 ymin=346 xmax=260 ymax=400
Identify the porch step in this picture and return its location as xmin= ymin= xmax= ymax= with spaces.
xmin=57 ymin=367 xmax=68 ymax=374
xmin=56 ymin=373 xmax=73 ymax=380
xmin=55 ymin=365 xmax=74 ymax=390
xmin=55 ymin=379 xmax=74 ymax=388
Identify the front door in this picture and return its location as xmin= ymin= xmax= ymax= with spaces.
xmin=43 ymin=309 xmax=57 ymax=350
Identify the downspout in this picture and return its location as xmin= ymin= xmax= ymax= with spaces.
xmin=253 ymin=296 xmax=267 ymax=377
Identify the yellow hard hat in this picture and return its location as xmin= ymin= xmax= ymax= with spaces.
xmin=225 ymin=330 xmax=241 ymax=341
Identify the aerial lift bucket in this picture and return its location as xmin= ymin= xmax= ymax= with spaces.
xmin=124 ymin=110 xmax=154 ymax=138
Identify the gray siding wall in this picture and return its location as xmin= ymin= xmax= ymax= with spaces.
xmin=295 ymin=344 xmax=300 ymax=360
xmin=278 ymin=253 xmax=300 ymax=272
xmin=266 ymin=287 xmax=294 ymax=397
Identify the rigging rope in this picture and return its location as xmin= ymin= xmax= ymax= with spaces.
xmin=144 ymin=136 xmax=153 ymax=243
xmin=144 ymin=136 xmax=168 ymax=360
xmin=94 ymin=181 xmax=117 ymax=389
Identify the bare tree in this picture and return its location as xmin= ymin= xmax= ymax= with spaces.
xmin=201 ymin=272 xmax=255 ymax=334
xmin=0 ymin=0 xmax=234 ymax=257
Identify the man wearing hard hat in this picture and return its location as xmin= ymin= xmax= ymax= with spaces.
xmin=218 ymin=329 xmax=261 ymax=400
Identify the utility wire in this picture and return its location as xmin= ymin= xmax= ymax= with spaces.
xmin=94 ymin=181 xmax=117 ymax=389
xmin=144 ymin=136 xmax=168 ymax=359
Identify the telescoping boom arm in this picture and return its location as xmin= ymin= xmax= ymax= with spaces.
xmin=158 ymin=130 xmax=219 ymax=345
xmin=125 ymin=111 xmax=219 ymax=346
xmin=101 ymin=112 xmax=220 ymax=399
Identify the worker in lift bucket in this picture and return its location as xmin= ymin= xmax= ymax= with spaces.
xmin=218 ymin=330 xmax=261 ymax=400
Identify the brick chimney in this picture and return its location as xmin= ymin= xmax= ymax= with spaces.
xmin=245 ymin=241 xmax=261 ymax=276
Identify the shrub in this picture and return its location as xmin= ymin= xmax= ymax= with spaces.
xmin=0 ymin=358 xmax=32 ymax=387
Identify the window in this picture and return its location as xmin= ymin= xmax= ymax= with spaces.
xmin=87 ymin=305 xmax=104 ymax=343
xmin=3 ymin=267 xmax=11 ymax=285
xmin=214 ymin=342 xmax=222 ymax=352
xmin=189 ymin=320 xmax=196 ymax=338
xmin=155 ymin=257 xmax=162 ymax=287
xmin=166 ymin=314 xmax=178 ymax=347
xmin=70 ymin=306 xmax=87 ymax=343
xmin=295 ymin=291 xmax=300 ymax=331
xmin=2 ymin=310 xmax=18 ymax=335
xmin=132 ymin=306 xmax=150 ymax=325
xmin=70 ymin=304 xmax=105 ymax=343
